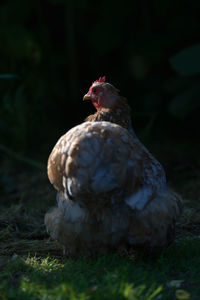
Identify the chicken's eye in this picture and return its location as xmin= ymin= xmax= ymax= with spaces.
xmin=92 ymin=88 xmax=97 ymax=94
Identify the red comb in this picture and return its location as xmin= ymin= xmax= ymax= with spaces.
xmin=94 ymin=76 xmax=106 ymax=83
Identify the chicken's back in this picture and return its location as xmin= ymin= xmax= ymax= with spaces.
xmin=48 ymin=121 xmax=141 ymax=207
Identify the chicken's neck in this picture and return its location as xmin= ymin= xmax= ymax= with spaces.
xmin=85 ymin=97 xmax=137 ymax=138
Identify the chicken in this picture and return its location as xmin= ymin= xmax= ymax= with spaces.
xmin=83 ymin=77 xmax=167 ymax=202
xmin=45 ymin=78 xmax=182 ymax=256
xmin=84 ymin=77 xmax=134 ymax=135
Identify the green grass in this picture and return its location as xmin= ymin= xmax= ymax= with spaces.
xmin=0 ymin=239 xmax=200 ymax=300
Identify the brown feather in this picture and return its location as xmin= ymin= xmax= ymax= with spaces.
xmin=85 ymin=96 xmax=132 ymax=133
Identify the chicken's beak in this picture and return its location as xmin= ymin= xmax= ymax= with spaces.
xmin=83 ymin=93 xmax=91 ymax=101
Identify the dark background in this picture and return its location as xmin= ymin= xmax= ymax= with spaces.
xmin=0 ymin=0 xmax=200 ymax=166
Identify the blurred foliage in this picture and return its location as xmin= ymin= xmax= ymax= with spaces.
xmin=170 ymin=44 xmax=200 ymax=76
xmin=0 ymin=0 xmax=200 ymax=159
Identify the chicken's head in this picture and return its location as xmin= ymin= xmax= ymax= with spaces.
xmin=83 ymin=76 xmax=120 ymax=110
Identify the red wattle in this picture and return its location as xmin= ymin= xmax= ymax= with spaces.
xmin=92 ymin=99 xmax=102 ymax=109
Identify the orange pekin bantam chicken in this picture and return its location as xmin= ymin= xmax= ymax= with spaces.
xmin=45 ymin=77 xmax=182 ymax=256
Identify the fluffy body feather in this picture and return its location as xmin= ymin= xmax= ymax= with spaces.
xmin=45 ymin=121 xmax=182 ymax=256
